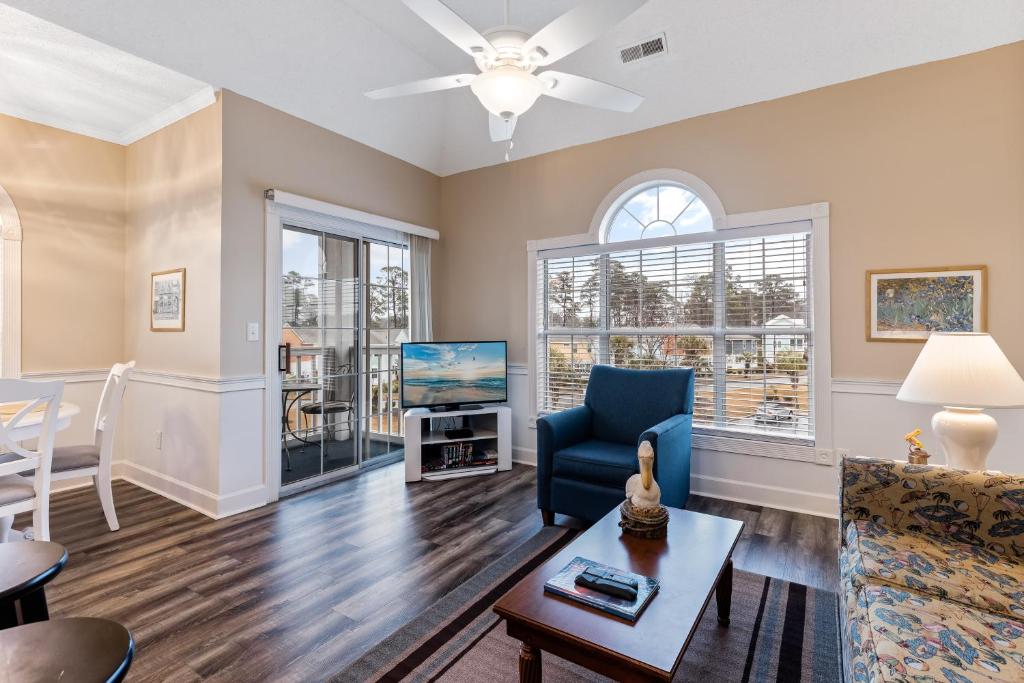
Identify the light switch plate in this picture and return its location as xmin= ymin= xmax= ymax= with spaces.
xmin=246 ymin=322 xmax=260 ymax=342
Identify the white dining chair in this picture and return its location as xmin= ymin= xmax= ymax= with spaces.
xmin=0 ymin=378 xmax=63 ymax=543
xmin=48 ymin=361 xmax=134 ymax=532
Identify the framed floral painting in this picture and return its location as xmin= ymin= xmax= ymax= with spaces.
xmin=866 ymin=266 xmax=986 ymax=342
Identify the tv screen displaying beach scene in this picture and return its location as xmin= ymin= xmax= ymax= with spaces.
xmin=401 ymin=341 xmax=507 ymax=408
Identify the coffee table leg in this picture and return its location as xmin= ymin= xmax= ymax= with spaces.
xmin=19 ymin=588 xmax=49 ymax=624
xmin=519 ymin=642 xmax=542 ymax=683
xmin=716 ymin=559 xmax=733 ymax=626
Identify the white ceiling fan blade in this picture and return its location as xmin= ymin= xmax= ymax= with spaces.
xmin=489 ymin=113 xmax=517 ymax=142
xmin=523 ymin=0 xmax=648 ymax=66
xmin=402 ymin=0 xmax=495 ymax=59
xmin=365 ymin=73 xmax=476 ymax=99
xmin=537 ymin=71 xmax=643 ymax=112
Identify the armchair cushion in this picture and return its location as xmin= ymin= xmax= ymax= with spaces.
xmin=585 ymin=365 xmax=694 ymax=445
xmin=551 ymin=440 xmax=637 ymax=488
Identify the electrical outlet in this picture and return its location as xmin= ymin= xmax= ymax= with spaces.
xmin=246 ymin=322 xmax=260 ymax=342
xmin=155 ymin=431 xmax=163 ymax=450
xmin=815 ymin=448 xmax=833 ymax=466
xmin=835 ymin=448 xmax=851 ymax=463
xmin=528 ymin=416 xmax=537 ymax=429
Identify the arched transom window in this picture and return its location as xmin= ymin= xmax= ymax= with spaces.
xmin=604 ymin=183 xmax=713 ymax=243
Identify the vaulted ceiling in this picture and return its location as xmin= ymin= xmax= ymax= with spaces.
xmin=4 ymin=0 xmax=1024 ymax=175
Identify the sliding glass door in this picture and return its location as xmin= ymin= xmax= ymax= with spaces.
xmin=363 ymin=241 xmax=407 ymax=461
xmin=279 ymin=226 xmax=408 ymax=489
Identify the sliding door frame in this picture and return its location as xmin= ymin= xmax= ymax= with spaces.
xmin=263 ymin=191 xmax=438 ymax=501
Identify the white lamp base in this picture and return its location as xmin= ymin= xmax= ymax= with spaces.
xmin=931 ymin=407 xmax=997 ymax=471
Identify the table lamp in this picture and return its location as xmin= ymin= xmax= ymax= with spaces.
xmin=897 ymin=332 xmax=1024 ymax=470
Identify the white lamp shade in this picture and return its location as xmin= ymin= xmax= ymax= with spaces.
xmin=897 ymin=333 xmax=1024 ymax=408
xmin=470 ymin=67 xmax=544 ymax=118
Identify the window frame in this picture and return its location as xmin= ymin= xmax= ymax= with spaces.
xmin=527 ymin=179 xmax=831 ymax=465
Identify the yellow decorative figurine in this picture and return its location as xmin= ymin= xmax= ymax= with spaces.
xmin=904 ymin=428 xmax=931 ymax=465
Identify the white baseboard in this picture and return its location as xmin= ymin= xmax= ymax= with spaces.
xmin=217 ymin=484 xmax=272 ymax=518
xmin=113 ymin=461 xmax=269 ymax=519
xmin=114 ymin=461 xmax=219 ymax=518
xmin=690 ymin=473 xmax=837 ymax=518
xmin=512 ymin=446 xmax=537 ymax=466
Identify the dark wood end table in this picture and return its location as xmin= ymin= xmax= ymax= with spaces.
xmin=0 ymin=540 xmax=68 ymax=628
xmin=494 ymin=506 xmax=744 ymax=682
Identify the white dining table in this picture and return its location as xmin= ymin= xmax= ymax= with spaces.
xmin=1 ymin=402 xmax=80 ymax=441
xmin=1 ymin=402 xmax=80 ymax=542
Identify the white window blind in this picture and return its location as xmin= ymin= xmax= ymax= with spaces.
xmin=536 ymin=230 xmax=814 ymax=443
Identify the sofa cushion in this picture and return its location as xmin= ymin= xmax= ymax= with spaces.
xmin=552 ymin=439 xmax=636 ymax=488
xmin=845 ymin=520 xmax=1024 ymax=621
xmin=842 ymin=569 xmax=1024 ymax=683
xmin=584 ymin=365 xmax=693 ymax=445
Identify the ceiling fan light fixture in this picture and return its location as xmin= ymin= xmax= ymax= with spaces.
xmin=470 ymin=67 xmax=544 ymax=118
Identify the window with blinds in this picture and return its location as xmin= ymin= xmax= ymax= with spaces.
xmin=536 ymin=231 xmax=814 ymax=442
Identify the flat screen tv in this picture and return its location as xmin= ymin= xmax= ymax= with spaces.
xmin=401 ymin=341 xmax=508 ymax=410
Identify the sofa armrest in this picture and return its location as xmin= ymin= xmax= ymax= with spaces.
xmin=841 ymin=456 xmax=1024 ymax=553
xmin=641 ymin=413 xmax=692 ymax=509
xmin=536 ymin=405 xmax=593 ymax=510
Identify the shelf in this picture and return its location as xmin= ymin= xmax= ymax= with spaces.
xmin=421 ymin=428 xmax=498 ymax=445
xmin=421 ymin=465 xmax=498 ymax=481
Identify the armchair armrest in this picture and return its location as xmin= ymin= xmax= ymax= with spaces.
xmin=841 ymin=456 xmax=1024 ymax=552
xmin=640 ymin=413 xmax=692 ymax=509
xmin=536 ymin=405 xmax=593 ymax=510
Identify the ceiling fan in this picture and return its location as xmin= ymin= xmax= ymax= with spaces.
xmin=365 ymin=0 xmax=649 ymax=142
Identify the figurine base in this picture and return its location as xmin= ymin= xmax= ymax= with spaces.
xmin=907 ymin=448 xmax=931 ymax=465
xmin=618 ymin=501 xmax=669 ymax=539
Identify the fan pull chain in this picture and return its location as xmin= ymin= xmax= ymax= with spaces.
xmin=504 ymin=139 xmax=515 ymax=162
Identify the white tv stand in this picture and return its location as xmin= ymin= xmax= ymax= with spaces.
xmin=404 ymin=405 xmax=512 ymax=482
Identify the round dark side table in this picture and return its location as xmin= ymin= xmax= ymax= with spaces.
xmin=0 ymin=541 xmax=68 ymax=628
xmin=0 ymin=617 xmax=134 ymax=682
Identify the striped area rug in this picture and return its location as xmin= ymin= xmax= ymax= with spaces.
xmin=334 ymin=527 xmax=840 ymax=683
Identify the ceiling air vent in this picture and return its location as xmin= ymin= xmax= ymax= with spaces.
xmin=618 ymin=33 xmax=667 ymax=65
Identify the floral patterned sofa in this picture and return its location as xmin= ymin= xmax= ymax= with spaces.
xmin=840 ymin=456 xmax=1024 ymax=682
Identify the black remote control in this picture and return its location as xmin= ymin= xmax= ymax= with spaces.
xmin=574 ymin=567 xmax=639 ymax=601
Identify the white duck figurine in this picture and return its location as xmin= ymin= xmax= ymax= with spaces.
xmin=625 ymin=440 xmax=661 ymax=509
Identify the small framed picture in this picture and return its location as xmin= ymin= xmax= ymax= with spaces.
xmin=866 ymin=265 xmax=986 ymax=342
xmin=151 ymin=268 xmax=186 ymax=332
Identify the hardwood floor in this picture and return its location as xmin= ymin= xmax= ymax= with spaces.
xmin=17 ymin=463 xmax=838 ymax=681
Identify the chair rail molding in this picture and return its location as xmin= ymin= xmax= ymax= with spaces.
xmin=22 ymin=368 xmax=267 ymax=393
xmin=0 ymin=184 xmax=22 ymax=379
xmin=130 ymin=369 xmax=266 ymax=394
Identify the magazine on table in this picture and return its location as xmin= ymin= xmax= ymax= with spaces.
xmin=544 ymin=556 xmax=659 ymax=622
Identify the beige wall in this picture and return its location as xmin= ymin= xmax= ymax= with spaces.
xmin=124 ymin=97 xmax=224 ymax=377
xmin=0 ymin=114 xmax=125 ymax=373
xmin=436 ymin=42 xmax=1024 ymax=379
xmin=219 ymin=90 xmax=441 ymax=377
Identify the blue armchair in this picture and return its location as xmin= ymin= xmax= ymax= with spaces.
xmin=536 ymin=365 xmax=694 ymax=524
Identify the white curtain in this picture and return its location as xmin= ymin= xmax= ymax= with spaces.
xmin=409 ymin=235 xmax=433 ymax=342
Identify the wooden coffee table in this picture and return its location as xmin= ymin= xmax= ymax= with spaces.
xmin=493 ymin=506 xmax=744 ymax=682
